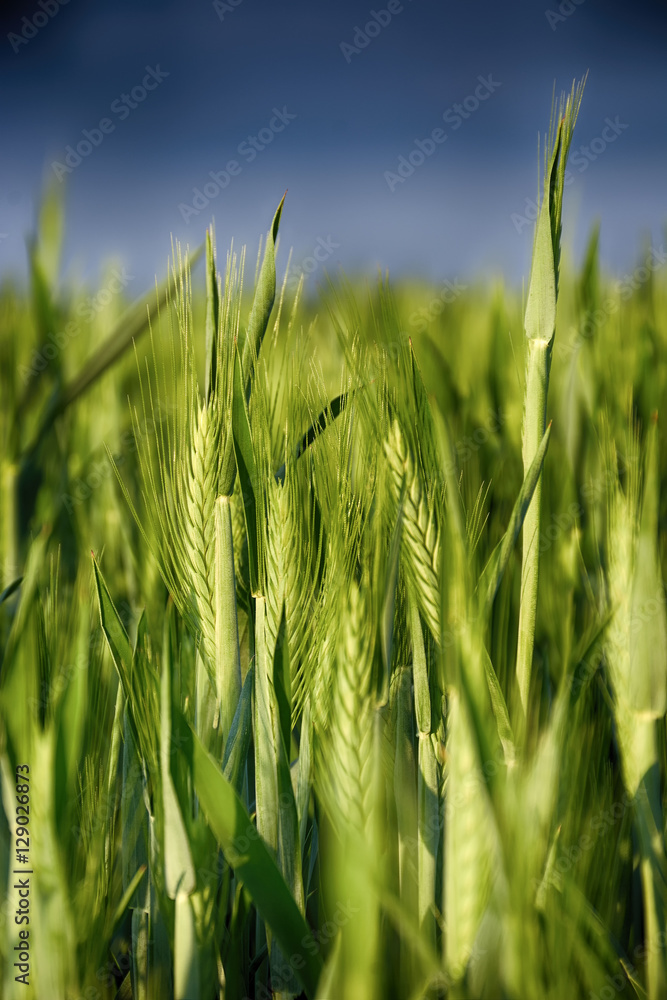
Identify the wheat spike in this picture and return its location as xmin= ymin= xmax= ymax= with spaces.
xmin=328 ymin=580 xmax=376 ymax=834
xmin=385 ymin=418 xmax=440 ymax=642
xmin=265 ymin=472 xmax=314 ymax=673
xmin=183 ymin=400 xmax=222 ymax=664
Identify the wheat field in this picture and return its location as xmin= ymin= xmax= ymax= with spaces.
xmin=1 ymin=82 xmax=666 ymax=1000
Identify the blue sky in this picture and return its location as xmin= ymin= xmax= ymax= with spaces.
xmin=1 ymin=0 xmax=665 ymax=294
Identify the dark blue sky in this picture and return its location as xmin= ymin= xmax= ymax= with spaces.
xmin=1 ymin=0 xmax=666 ymax=294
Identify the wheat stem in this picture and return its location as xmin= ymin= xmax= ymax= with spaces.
xmin=515 ymin=338 xmax=549 ymax=713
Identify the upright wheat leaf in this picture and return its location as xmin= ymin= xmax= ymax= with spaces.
xmin=516 ymin=79 xmax=585 ymax=716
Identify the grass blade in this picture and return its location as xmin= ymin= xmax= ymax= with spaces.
xmin=181 ymin=712 xmax=323 ymax=998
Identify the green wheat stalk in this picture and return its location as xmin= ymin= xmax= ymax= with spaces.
xmin=515 ymin=78 xmax=585 ymax=716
